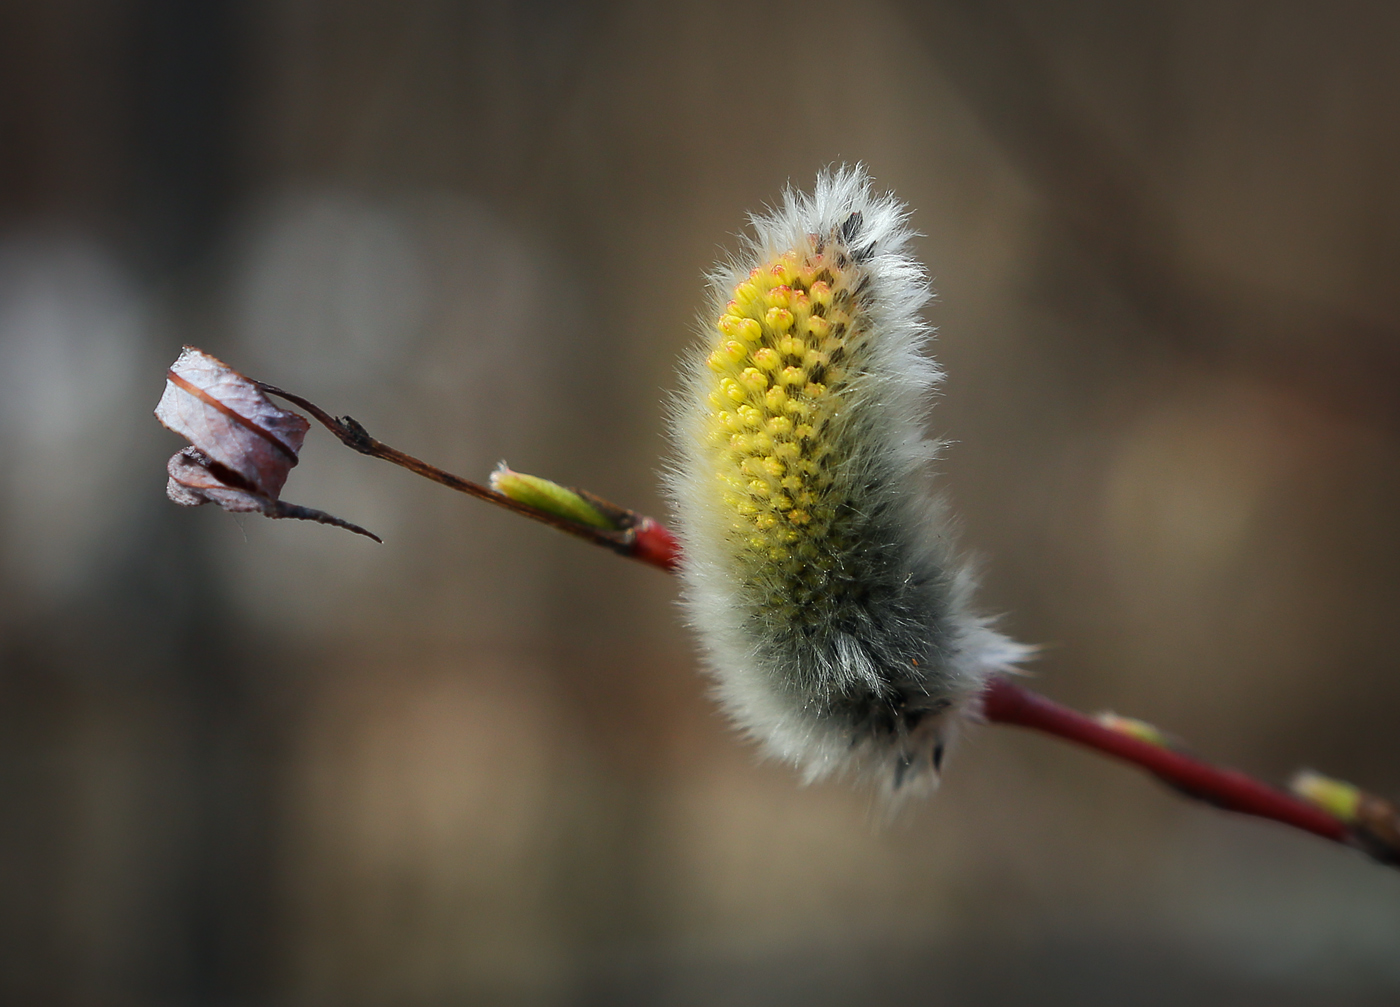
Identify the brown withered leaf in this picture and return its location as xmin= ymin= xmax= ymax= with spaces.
xmin=155 ymin=346 xmax=380 ymax=541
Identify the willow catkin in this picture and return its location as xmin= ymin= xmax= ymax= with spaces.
xmin=667 ymin=167 xmax=1025 ymax=799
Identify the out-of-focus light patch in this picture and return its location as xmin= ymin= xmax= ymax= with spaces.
xmin=1164 ymin=819 xmax=1400 ymax=989
xmin=234 ymin=190 xmax=427 ymax=388
xmin=0 ymin=235 xmax=148 ymax=603
xmin=218 ymin=191 xmax=577 ymax=643
xmin=282 ymin=662 xmax=570 ymax=1002
xmin=1093 ymin=376 xmax=1373 ymax=727
xmin=651 ymin=759 xmax=963 ymax=951
xmin=1102 ymin=380 xmax=1291 ymax=587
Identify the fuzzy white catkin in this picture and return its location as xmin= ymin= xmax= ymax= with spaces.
xmin=667 ymin=167 xmax=1026 ymax=799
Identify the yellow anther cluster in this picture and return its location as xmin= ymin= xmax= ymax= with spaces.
xmin=702 ymin=248 xmax=858 ymax=564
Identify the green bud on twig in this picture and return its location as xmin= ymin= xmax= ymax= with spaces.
xmin=1096 ymin=712 xmax=1172 ymax=749
xmin=490 ymin=464 xmax=616 ymax=531
xmin=1291 ymin=770 xmax=1362 ymax=823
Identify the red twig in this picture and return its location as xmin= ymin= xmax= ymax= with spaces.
xmin=627 ymin=516 xmax=682 ymax=572
xmin=978 ymin=675 xmax=1352 ymax=844
xmin=499 ymin=493 xmax=1387 ymax=861
xmin=480 ymin=489 xmax=1396 ymax=862
xmin=251 ymin=380 xmax=1396 ymax=868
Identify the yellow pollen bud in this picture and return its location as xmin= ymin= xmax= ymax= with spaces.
xmin=764 ymin=386 xmax=788 ymax=412
xmin=762 ymin=457 xmax=785 ymax=477
xmin=805 ymin=315 xmax=831 ymax=339
xmin=765 ymin=307 xmax=794 ymax=332
xmin=733 ymin=281 xmax=762 ymax=309
xmin=767 ymin=285 xmax=792 ymax=308
xmin=809 ymin=280 xmax=832 ymax=306
xmin=780 ymin=366 xmax=805 ymax=386
xmin=752 ymin=347 xmax=780 ymax=371
xmin=739 ymin=367 xmax=768 ymax=391
xmin=766 ymin=416 xmax=792 ymax=436
xmin=779 ymin=336 xmax=806 ymax=357
xmin=735 ymin=317 xmax=763 ymax=342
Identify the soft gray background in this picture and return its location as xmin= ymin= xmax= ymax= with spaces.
xmin=2 ymin=1 xmax=1398 ymax=1004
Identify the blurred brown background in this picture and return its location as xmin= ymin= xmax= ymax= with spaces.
xmin=2 ymin=1 xmax=1399 ymax=1004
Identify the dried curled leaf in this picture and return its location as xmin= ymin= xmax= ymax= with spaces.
xmin=155 ymin=346 xmax=379 ymax=541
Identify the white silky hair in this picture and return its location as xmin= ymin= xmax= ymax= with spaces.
xmin=667 ymin=166 xmax=1027 ymax=801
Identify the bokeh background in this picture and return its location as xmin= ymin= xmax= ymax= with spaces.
xmin=3 ymin=1 xmax=1399 ymax=1004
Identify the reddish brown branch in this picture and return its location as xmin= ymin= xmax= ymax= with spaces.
xmin=978 ymin=675 xmax=1353 ymax=844
xmin=252 ymin=379 xmax=1394 ymax=868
